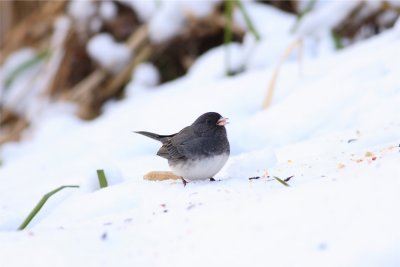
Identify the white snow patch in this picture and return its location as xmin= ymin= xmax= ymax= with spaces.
xmin=87 ymin=33 xmax=132 ymax=73
xmin=188 ymin=43 xmax=244 ymax=80
xmin=0 ymin=48 xmax=43 ymax=115
xmin=131 ymin=62 xmax=160 ymax=88
xmin=99 ymin=1 xmax=118 ymax=21
xmin=118 ymin=0 xmax=158 ymax=22
xmin=181 ymin=1 xmax=219 ymax=18
xmin=297 ymin=1 xmax=360 ymax=37
xmin=148 ymin=2 xmax=185 ymax=43
xmin=67 ymin=0 xmax=96 ymax=24
xmin=80 ymin=166 xmax=124 ymax=193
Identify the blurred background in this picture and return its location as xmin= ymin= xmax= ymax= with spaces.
xmin=1 ymin=0 xmax=399 ymax=145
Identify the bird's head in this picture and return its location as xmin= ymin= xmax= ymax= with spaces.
xmin=192 ymin=112 xmax=229 ymax=136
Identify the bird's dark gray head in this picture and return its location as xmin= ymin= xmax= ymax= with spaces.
xmin=192 ymin=112 xmax=229 ymax=137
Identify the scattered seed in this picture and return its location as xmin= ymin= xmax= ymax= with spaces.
xmin=365 ymin=151 xmax=373 ymax=157
xmin=124 ymin=218 xmax=133 ymax=223
xmin=101 ymin=232 xmax=108 ymax=240
xmin=187 ymin=203 xmax=196 ymax=210
xmin=337 ymin=163 xmax=346 ymax=169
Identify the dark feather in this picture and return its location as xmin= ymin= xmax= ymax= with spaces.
xmin=134 ymin=131 xmax=175 ymax=143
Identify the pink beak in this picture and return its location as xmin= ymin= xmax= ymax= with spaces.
xmin=217 ymin=117 xmax=229 ymax=126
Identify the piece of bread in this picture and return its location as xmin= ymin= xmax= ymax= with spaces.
xmin=143 ymin=171 xmax=181 ymax=181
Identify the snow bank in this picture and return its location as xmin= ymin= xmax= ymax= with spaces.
xmin=1 ymin=2 xmax=400 ymax=267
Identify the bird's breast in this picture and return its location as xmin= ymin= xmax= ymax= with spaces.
xmin=169 ymin=153 xmax=229 ymax=181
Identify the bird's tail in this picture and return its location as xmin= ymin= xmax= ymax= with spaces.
xmin=134 ymin=131 xmax=174 ymax=143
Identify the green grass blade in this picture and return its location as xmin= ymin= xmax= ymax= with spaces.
xmin=4 ymin=50 xmax=50 ymax=88
xmin=97 ymin=169 xmax=108 ymax=188
xmin=18 ymin=185 xmax=79 ymax=230
xmin=234 ymin=0 xmax=261 ymax=41
xmin=331 ymin=30 xmax=344 ymax=50
xmin=291 ymin=0 xmax=317 ymax=33
xmin=273 ymin=176 xmax=290 ymax=187
xmin=224 ymin=0 xmax=235 ymax=76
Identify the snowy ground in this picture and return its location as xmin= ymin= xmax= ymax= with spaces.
xmin=1 ymin=2 xmax=400 ymax=267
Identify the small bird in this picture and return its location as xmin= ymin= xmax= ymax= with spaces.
xmin=136 ymin=112 xmax=230 ymax=185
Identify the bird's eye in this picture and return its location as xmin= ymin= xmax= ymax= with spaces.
xmin=206 ymin=119 xmax=211 ymax=124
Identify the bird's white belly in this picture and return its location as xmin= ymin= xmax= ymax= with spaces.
xmin=170 ymin=154 xmax=229 ymax=181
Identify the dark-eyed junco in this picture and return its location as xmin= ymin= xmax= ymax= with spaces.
xmin=136 ymin=112 xmax=230 ymax=185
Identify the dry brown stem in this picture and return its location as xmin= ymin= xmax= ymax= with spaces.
xmin=0 ymin=109 xmax=29 ymax=145
xmin=0 ymin=1 xmax=67 ymax=64
xmin=262 ymin=38 xmax=303 ymax=110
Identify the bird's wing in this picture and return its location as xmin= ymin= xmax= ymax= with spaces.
xmin=178 ymin=136 xmax=227 ymax=157
xmin=156 ymin=126 xmax=194 ymax=160
xmin=156 ymin=136 xmax=180 ymax=159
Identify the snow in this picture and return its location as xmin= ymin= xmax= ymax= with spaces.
xmin=181 ymin=0 xmax=220 ymax=18
xmin=86 ymin=33 xmax=132 ymax=73
xmin=0 ymin=48 xmax=40 ymax=113
xmin=148 ymin=1 xmax=185 ymax=43
xmin=130 ymin=62 xmax=160 ymax=88
xmin=67 ymin=0 xmax=96 ymax=24
xmin=121 ymin=0 xmax=220 ymax=26
xmin=118 ymin=0 xmax=158 ymax=22
xmin=99 ymin=1 xmax=118 ymax=21
xmin=187 ymin=43 xmax=244 ymax=80
xmin=296 ymin=1 xmax=360 ymax=36
xmin=148 ymin=0 xmax=220 ymax=43
xmin=1 ymin=2 xmax=400 ymax=267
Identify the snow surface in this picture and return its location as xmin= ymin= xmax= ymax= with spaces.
xmin=1 ymin=2 xmax=400 ymax=267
